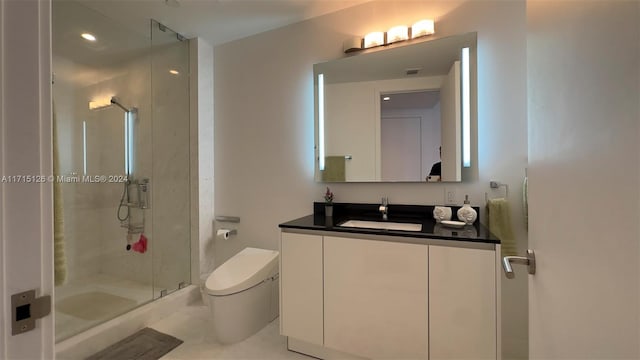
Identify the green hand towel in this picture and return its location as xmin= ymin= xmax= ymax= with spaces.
xmin=487 ymin=198 xmax=516 ymax=256
xmin=321 ymin=156 xmax=346 ymax=182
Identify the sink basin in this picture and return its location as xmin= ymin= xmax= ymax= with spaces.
xmin=338 ymin=220 xmax=422 ymax=232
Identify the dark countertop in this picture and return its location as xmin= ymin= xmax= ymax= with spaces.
xmin=278 ymin=202 xmax=499 ymax=244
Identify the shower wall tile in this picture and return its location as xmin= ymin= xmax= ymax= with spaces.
xmin=98 ymin=206 xmax=153 ymax=287
xmin=55 ymin=51 xmax=153 ymax=287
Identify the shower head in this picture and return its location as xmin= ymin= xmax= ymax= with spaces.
xmin=110 ymin=97 xmax=131 ymax=112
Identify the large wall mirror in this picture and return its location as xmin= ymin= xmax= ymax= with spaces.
xmin=314 ymin=32 xmax=477 ymax=182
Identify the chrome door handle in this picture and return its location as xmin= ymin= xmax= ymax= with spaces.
xmin=502 ymin=249 xmax=536 ymax=279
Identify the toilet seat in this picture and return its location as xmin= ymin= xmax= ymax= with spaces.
xmin=205 ymin=247 xmax=279 ymax=296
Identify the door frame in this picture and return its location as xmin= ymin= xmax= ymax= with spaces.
xmin=1 ymin=0 xmax=55 ymax=358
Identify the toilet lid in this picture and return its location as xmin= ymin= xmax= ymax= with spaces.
xmin=206 ymin=247 xmax=279 ymax=296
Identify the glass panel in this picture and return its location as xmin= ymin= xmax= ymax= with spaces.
xmin=52 ymin=0 xmax=153 ymax=342
xmin=150 ymin=20 xmax=191 ymax=298
xmin=52 ymin=2 xmax=191 ymax=342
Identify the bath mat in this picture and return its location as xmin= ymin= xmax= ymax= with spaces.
xmin=56 ymin=291 xmax=137 ymax=321
xmin=86 ymin=327 xmax=183 ymax=360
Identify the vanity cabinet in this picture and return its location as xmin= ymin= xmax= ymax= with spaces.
xmin=280 ymin=230 xmax=498 ymax=360
xmin=324 ymin=236 xmax=429 ymax=359
xmin=429 ymin=245 xmax=496 ymax=360
xmin=279 ymin=232 xmax=323 ymax=345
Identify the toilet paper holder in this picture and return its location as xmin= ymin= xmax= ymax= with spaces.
xmin=217 ymin=228 xmax=237 ymax=240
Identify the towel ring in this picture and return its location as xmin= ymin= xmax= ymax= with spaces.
xmin=485 ymin=181 xmax=509 ymax=203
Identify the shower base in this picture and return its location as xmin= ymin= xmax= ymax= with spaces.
xmin=55 ymin=273 xmax=152 ymax=342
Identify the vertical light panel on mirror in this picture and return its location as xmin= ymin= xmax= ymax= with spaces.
xmin=82 ymin=120 xmax=87 ymax=175
xmin=124 ymin=115 xmax=130 ymax=176
xmin=124 ymin=112 xmax=135 ymax=177
xmin=461 ymin=47 xmax=471 ymax=168
xmin=126 ymin=111 xmax=136 ymax=176
xmin=318 ymin=73 xmax=325 ymax=171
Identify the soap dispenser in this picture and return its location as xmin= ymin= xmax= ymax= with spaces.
xmin=457 ymin=195 xmax=477 ymax=225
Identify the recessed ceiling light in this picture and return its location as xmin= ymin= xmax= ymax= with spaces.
xmin=169 ymin=69 xmax=179 ymax=75
xmin=81 ymin=33 xmax=96 ymax=42
xmin=383 ymin=96 xmax=391 ymax=101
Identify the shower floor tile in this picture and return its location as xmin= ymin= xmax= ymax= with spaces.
xmin=149 ymin=302 xmax=310 ymax=359
xmin=55 ymin=273 xmax=152 ymax=342
xmin=56 ymin=291 xmax=137 ymax=321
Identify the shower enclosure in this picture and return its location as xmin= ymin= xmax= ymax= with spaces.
xmin=52 ymin=1 xmax=191 ymax=342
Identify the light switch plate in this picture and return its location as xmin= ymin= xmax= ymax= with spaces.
xmin=444 ymin=187 xmax=457 ymax=205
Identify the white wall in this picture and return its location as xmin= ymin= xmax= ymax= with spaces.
xmin=214 ymin=2 xmax=527 ymax=356
xmin=214 ymin=1 xmax=528 ymax=357
xmin=325 ymin=81 xmax=377 ymax=180
xmin=325 ymin=76 xmax=443 ymax=181
xmin=189 ymin=38 xmax=216 ymax=280
xmin=214 ymin=0 xmax=527 ymax=265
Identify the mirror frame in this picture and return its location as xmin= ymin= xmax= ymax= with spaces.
xmin=314 ymin=32 xmax=477 ymax=183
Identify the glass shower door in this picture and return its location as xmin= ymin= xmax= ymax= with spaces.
xmin=52 ymin=1 xmax=192 ymax=342
xmin=150 ymin=20 xmax=191 ymax=298
xmin=52 ymin=0 xmax=154 ymax=342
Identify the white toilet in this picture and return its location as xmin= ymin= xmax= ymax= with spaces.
xmin=205 ymin=247 xmax=279 ymax=343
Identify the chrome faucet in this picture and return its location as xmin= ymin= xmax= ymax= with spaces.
xmin=379 ymin=197 xmax=389 ymax=220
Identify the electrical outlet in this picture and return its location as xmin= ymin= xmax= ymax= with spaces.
xmin=444 ymin=187 xmax=457 ymax=205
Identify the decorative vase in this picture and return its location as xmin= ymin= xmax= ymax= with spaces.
xmin=433 ymin=206 xmax=452 ymax=223
xmin=457 ymin=195 xmax=477 ymax=225
xmin=325 ymin=204 xmax=333 ymax=217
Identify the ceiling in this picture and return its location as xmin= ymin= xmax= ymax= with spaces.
xmin=74 ymin=0 xmax=371 ymax=47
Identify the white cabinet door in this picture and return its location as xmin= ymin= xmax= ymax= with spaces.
xmin=429 ymin=245 xmax=496 ymax=360
xmin=280 ymin=232 xmax=324 ymax=345
xmin=324 ymin=236 xmax=429 ymax=359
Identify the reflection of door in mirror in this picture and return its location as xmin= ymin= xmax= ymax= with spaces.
xmin=380 ymin=91 xmax=441 ymax=182
xmin=440 ymin=61 xmax=462 ymax=182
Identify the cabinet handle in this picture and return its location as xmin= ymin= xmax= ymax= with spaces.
xmin=502 ymin=249 xmax=536 ymax=279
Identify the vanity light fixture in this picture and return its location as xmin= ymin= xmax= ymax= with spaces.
xmin=363 ymin=32 xmax=385 ymax=49
xmin=345 ymin=19 xmax=434 ymax=53
xmin=411 ymin=20 xmax=435 ymax=38
xmin=387 ymin=25 xmax=409 ymax=43
xmin=461 ymin=47 xmax=471 ymax=168
xmin=318 ymin=73 xmax=326 ymax=171
xmin=81 ymin=33 xmax=96 ymax=42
